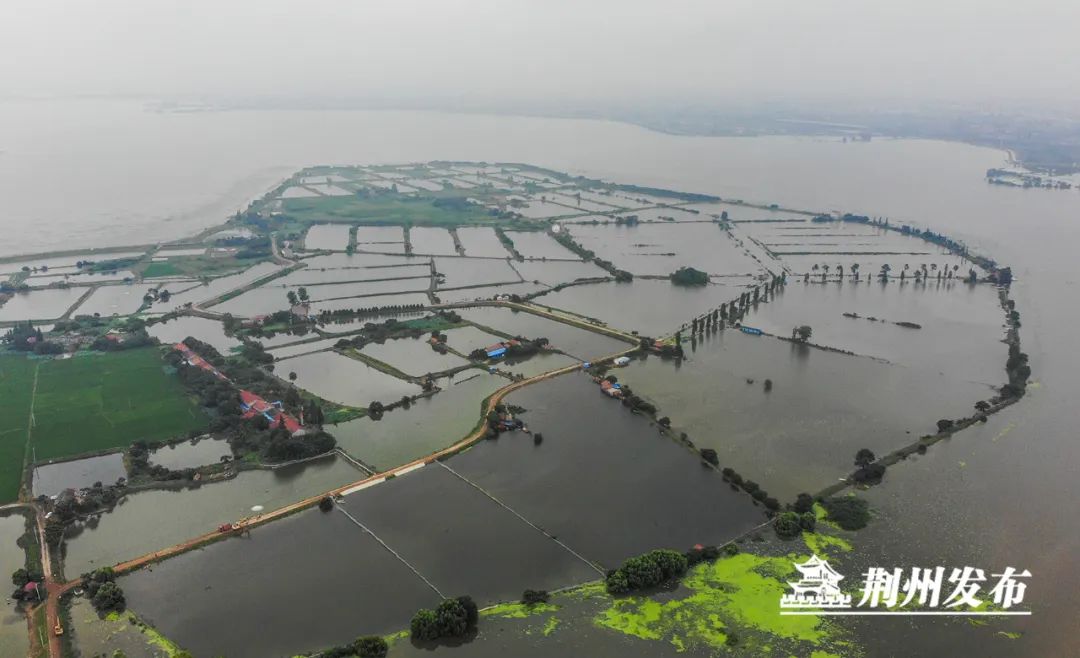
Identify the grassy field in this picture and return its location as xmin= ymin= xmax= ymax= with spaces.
xmin=0 ymin=356 xmax=38 ymax=502
xmin=28 ymin=348 xmax=207 ymax=464
xmin=139 ymin=256 xmax=246 ymax=279
xmin=281 ymin=195 xmax=493 ymax=226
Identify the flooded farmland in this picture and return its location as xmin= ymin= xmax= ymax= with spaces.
xmin=456 ymin=306 xmax=628 ymax=360
xmin=450 ymin=374 xmax=764 ymax=567
xmin=0 ymin=513 xmax=28 ymax=657
xmin=332 ymin=371 xmax=504 ymax=470
xmin=33 ymin=453 xmax=127 ymax=497
xmin=360 ymin=335 xmax=470 ymax=377
xmin=276 ymin=350 xmax=420 ymax=406
xmin=146 ymin=315 xmax=242 ymax=354
xmin=61 ymin=455 xmax=364 ymax=576
xmin=120 ymin=505 xmax=439 ymax=658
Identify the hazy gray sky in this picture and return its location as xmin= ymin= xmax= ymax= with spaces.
xmin=3 ymin=0 xmax=1078 ymax=109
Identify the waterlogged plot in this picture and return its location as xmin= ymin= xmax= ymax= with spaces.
xmin=409 ymin=227 xmax=458 ymax=255
xmin=147 ymin=316 xmax=241 ymax=355
xmin=304 ymin=223 xmax=351 ymax=250
xmin=0 ymin=287 xmax=86 ymax=321
xmin=0 ymin=251 xmax=148 ymax=276
xmin=120 ymin=506 xmax=438 ymax=658
xmin=342 ymin=465 xmax=599 ymax=603
xmin=434 ymin=281 xmax=549 ymax=304
xmin=333 ymin=372 xmax=504 ymax=470
xmin=33 ymin=453 xmax=127 ymax=497
xmin=458 ymin=306 xmax=627 ymax=360
xmin=360 ymin=336 xmax=470 ymax=377
xmin=442 ymin=325 xmax=506 ymax=354
xmin=68 ymin=597 xmax=170 ymax=658
xmin=450 ymin=374 xmax=764 ymax=567
xmin=305 ymin=183 xmax=353 ymax=196
xmin=499 ymin=351 xmax=581 ymax=378
xmin=506 ymin=231 xmax=581 ymax=259
xmin=618 ymin=330 xmax=992 ymax=500
xmin=456 ymin=226 xmax=509 ymax=257
xmin=279 ymin=350 xmax=420 ymax=407
xmin=546 ymin=193 xmax=615 ymax=213
xmin=62 ymin=456 xmax=364 ymax=576
xmin=567 ymin=222 xmax=763 ymax=276
xmin=507 ymin=200 xmax=573 ymax=219
xmin=276 ymin=264 xmax=429 ymax=286
xmin=212 ymin=285 xmax=291 ymax=317
xmin=403 ymin=178 xmax=445 ymax=192
xmin=514 ymin=259 xmax=607 ymax=286
xmin=164 ymin=262 xmax=282 ymax=309
xmin=434 ymin=257 xmax=519 ymax=288
xmin=149 ymin=437 xmax=232 ymax=470
xmin=279 ymin=185 xmax=321 ymax=198
xmin=537 ymin=279 xmax=753 ymax=336
xmin=268 ymin=337 xmax=343 ymax=360
xmin=744 ymin=280 xmax=1006 ymax=383
xmin=76 ymin=284 xmax=156 ymax=316
xmin=301 ymin=252 xmax=425 ymax=269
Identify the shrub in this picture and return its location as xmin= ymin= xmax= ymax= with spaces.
xmin=353 ymin=636 xmax=389 ymax=658
xmin=318 ymin=496 xmax=334 ymax=512
xmin=773 ymin=512 xmax=802 ymax=539
xmin=821 ymin=496 xmax=871 ymax=530
xmin=522 ymin=589 xmax=550 ymax=605
xmin=700 ymin=448 xmax=719 ymax=466
xmin=936 ymin=419 xmax=955 ymax=433
xmin=722 ymin=543 xmax=739 ymax=557
xmin=798 ymin=512 xmax=817 ymax=532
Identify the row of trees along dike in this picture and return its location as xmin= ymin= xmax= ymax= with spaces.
xmin=311 ymin=635 xmax=389 ymax=658
xmin=550 ymin=230 xmax=633 ymax=281
xmin=410 ymin=595 xmax=479 ymax=643
xmin=681 ymin=274 xmax=787 ymax=336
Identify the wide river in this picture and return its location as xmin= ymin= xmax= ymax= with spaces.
xmin=3 ymin=99 xmax=1077 ymax=655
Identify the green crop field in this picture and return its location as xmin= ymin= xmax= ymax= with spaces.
xmin=282 ymin=195 xmax=492 ymax=226
xmin=28 ymin=348 xmax=207 ymax=464
xmin=0 ymin=356 xmax=38 ymax=502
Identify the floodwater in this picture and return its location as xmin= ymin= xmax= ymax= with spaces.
xmin=75 ymin=283 xmax=156 ymax=317
xmin=456 ymin=227 xmax=509 ymax=257
xmin=513 ymin=259 xmax=607 ymax=286
xmin=450 ymin=374 xmax=764 ymax=567
xmin=0 ymin=287 xmax=85 ymax=322
xmin=278 ymin=264 xmax=429 ymax=286
xmin=536 ymin=279 xmax=752 ymax=337
xmin=120 ymin=505 xmax=439 ymax=658
xmin=303 ymin=223 xmax=351 ymax=251
xmin=434 ymin=257 xmax=518 ymax=288
xmin=69 ymin=596 xmax=170 ymax=658
xmin=360 ymin=335 xmax=470 ymax=377
xmin=442 ymin=325 xmax=506 ymax=354
xmin=341 ymin=464 xmax=599 ymax=603
xmin=505 ymin=231 xmax=579 ymax=259
xmin=409 ymin=227 xmax=458 ymax=255
xmin=33 ymin=453 xmax=127 ymax=497
xmin=456 ymin=306 xmax=628 ymax=361
xmin=149 ymin=437 xmax=232 ymax=471
xmin=146 ymin=316 xmax=241 ymax=354
xmin=276 ymin=350 xmax=420 ymax=407
xmin=743 ymin=279 xmax=1006 ymax=384
xmin=332 ymin=371 xmax=504 ymax=471
xmin=567 ymin=222 xmax=764 ymax=276
xmin=4 ymin=101 xmax=1080 ymax=653
xmin=61 ymin=455 xmax=363 ymax=577
xmin=0 ymin=513 xmax=29 ymax=657
xmin=308 ymin=292 xmax=430 ymax=314
xmin=163 ymin=262 xmax=282 ymax=309
xmin=434 ymin=281 xmax=549 ymax=304
xmin=618 ymin=329 xmax=991 ymax=501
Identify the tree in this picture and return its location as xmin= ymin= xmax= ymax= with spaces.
xmin=821 ymin=496 xmax=871 ymax=530
xmin=773 ymin=512 xmax=802 ymax=539
xmin=937 ymin=419 xmax=955 ymax=433
xmin=794 ymin=325 xmax=812 ymax=342
xmin=286 ymin=290 xmax=298 ymax=306
xmin=298 ymin=287 xmax=310 ymax=302
xmin=318 ymin=496 xmax=334 ymax=512
xmin=435 ymin=598 xmax=469 ymax=638
xmin=700 ymin=448 xmax=719 ymax=466
xmin=793 ymin=493 xmax=814 ymax=514
xmin=854 ymin=448 xmax=876 ymax=468
xmin=288 ymin=371 xmax=298 ymax=381
xmin=91 ymin=581 xmax=126 ymax=613
xmin=410 ymin=608 xmax=440 ymax=641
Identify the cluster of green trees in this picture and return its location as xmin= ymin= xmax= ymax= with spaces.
xmin=670 ymin=266 xmax=709 ymax=287
xmin=83 ymin=568 xmax=125 ymax=614
xmin=720 ymin=467 xmax=780 ymax=511
xmin=773 ymin=511 xmax=817 ymax=539
xmin=851 ymin=448 xmax=886 ymax=484
xmin=410 ymin=596 xmax=478 ymax=642
xmin=10 ymin=567 xmax=44 ymax=602
xmin=606 ymin=549 xmax=688 ymax=595
xmin=313 ymin=635 xmax=388 ymax=658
